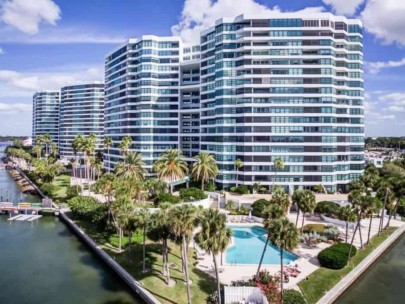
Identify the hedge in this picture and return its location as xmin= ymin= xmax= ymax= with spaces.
xmin=230 ymin=185 xmax=250 ymax=195
xmin=303 ymin=224 xmax=325 ymax=233
xmin=283 ymin=289 xmax=306 ymax=304
xmin=318 ymin=243 xmax=357 ymax=269
xmin=179 ymin=187 xmax=207 ymax=202
xmin=251 ymin=199 xmax=270 ymax=217
xmin=314 ymin=201 xmax=340 ymax=217
xmin=154 ymin=193 xmax=181 ymax=206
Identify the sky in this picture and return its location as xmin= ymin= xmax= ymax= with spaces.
xmin=0 ymin=0 xmax=404 ymax=137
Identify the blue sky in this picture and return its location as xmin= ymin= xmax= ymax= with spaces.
xmin=0 ymin=0 xmax=404 ymax=136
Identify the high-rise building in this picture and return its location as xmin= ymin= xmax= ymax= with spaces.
xmin=105 ymin=13 xmax=364 ymax=192
xmin=59 ymin=83 xmax=105 ymax=159
xmin=32 ymin=91 xmax=60 ymax=145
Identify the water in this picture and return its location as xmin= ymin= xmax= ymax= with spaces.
xmin=226 ymin=225 xmax=298 ymax=265
xmin=0 ymin=166 xmax=141 ymax=304
xmin=335 ymin=232 xmax=405 ymax=304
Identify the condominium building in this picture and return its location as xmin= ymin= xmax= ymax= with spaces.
xmin=59 ymin=83 xmax=105 ymax=159
xmin=105 ymin=13 xmax=365 ymax=192
xmin=32 ymin=91 xmax=60 ymax=145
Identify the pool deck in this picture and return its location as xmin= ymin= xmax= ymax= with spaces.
xmin=194 ymin=212 xmax=404 ymax=289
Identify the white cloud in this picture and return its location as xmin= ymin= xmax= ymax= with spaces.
xmin=0 ymin=102 xmax=30 ymax=113
xmin=361 ymin=0 xmax=405 ymax=46
xmin=171 ymin=0 xmax=325 ymax=43
xmin=0 ymin=0 xmax=61 ymax=35
xmin=387 ymin=105 xmax=405 ymax=112
xmin=171 ymin=0 xmax=281 ymax=43
xmin=0 ymin=47 xmax=3 ymax=54
xmin=322 ymin=0 xmax=365 ymax=16
xmin=366 ymin=58 xmax=405 ymax=74
xmin=0 ymin=26 xmax=127 ymax=44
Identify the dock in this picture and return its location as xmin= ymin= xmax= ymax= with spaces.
xmin=7 ymin=214 xmax=43 ymax=222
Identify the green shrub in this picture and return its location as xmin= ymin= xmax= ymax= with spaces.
xmin=40 ymin=183 xmax=56 ymax=197
xmin=154 ymin=193 xmax=181 ymax=206
xmin=251 ymin=199 xmax=270 ymax=217
xmin=318 ymin=243 xmax=356 ymax=269
xmin=67 ymin=196 xmax=107 ymax=225
xmin=314 ymin=201 xmax=340 ymax=217
xmin=66 ymin=185 xmax=80 ymax=199
xmin=230 ymin=185 xmax=250 ymax=195
xmin=303 ymin=224 xmax=325 ymax=233
xmin=283 ymin=289 xmax=306 ymax=304
xmin=205 ymin=180 xmax=217 ymax=191
xmin=179 ymin=187 xmax=207 ymax=202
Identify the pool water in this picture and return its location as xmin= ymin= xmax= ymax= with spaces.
xmin=226 ymin=226 xmax=298 ymax=265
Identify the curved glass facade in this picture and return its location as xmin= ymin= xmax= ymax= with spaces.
xmin=32 ymin=91 xmax=60 ymax=145
xmin=105 ymin=14 xmax=365 ymax=191
xmin=59 ymin=84 xmax=105 ymax=158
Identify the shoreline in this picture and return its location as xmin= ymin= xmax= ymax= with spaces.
xmin=317 ymin=225 xmax=405 ymax=304
xmin=7 ymin=162 xmax=160 ymax=304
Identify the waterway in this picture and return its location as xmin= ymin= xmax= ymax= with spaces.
xmin=0 ymin=166 xmax=141 ymax=304
xmin=335 ymin=232 xmax=405 ymax=304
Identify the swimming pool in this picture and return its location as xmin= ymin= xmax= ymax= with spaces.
xmin=226 ymin=226 xmax=298 ymax=265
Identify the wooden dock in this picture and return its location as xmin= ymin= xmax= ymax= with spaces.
xmin=7 ymin=214 xmax=43 ymax=222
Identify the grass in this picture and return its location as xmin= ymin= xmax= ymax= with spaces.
xmin=76 ymin=219 xmax=216 ymax=304
xmin=51 ymin=174 xmax=71 ymax=199
xmin=299 ymin=227 xmax=398 ymax=304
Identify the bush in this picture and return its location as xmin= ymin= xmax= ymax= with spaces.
xmin=251 ymin=199 xmax=270 ymax=217
xmin=314 ymin=201 xmax=340 ymax=217
xmin=154 ymin=193 xmax=181 ymax=206
xmin=67 ymin=196 xmax=107 ymax=225
xmin=66 ymin=185 xmax=80 ymax=199
xmin=230 ymin=185 xmax=250 ymax=195
xmin=205 ymin=180 xmax=217 ymax=191
xmin=40 ymin=183 xmax=56 ymax=198
xmin=283 ymin=289 xmax=306 ymax=304
xmin=318 ymin=243 xmax=356 ymax=269
xmin=303 ymin=224 xmax=325 ymax=233
xmin=179 ymin=187 xmax=207 ymax=202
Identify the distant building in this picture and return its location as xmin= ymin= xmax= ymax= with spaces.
xmin=32 ymin=91 xmax=60 ymax=145
xmin=58 ymin=83 xmax=105 ymax=159
xmin=23 ymin=137 xmax=32 ymax=146
xmin=104 ymin=13 xmax=365 ymax=192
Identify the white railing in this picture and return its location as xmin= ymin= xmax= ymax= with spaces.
xmin=224 ymin=286 xmax=268 ymax=304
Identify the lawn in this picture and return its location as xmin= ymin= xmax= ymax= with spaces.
xmin=51 ymin=174 xmax=71 ymax=199
xmin=299 ymin=227 xmax=398 ymax=304
xmin=77 ymin=220 xmax=217 ymax=304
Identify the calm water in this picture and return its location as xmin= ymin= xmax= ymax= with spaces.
xmin=335 ymin=232 xmax=405 ymax=304
xmin=0 ymin=166 xmax=141 ymax=304
xmin=226 ymin=225 xmax=298 ymax=265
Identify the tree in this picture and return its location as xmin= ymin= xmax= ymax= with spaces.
xmin=366 ymin=197 xmax=381 ymax=245
xmin=338 ymin=205 xmax=356 ymax=243
xmin=94 ymin=173 xmax=116 ymax=224
xmin=153 ymin=149 xmax=188 ymax=193
xmin=272 ymin=157 xmax=285 ymax=190
xmin=112 ymin=196 xmax=134 ymax=252
xmin=147 ymin=203 xmax=173 ymax=284
xmin=191 ymin=151 xmax=218 ymax=190
xmin=134 ymin=208 xmax=151 ymax=272
xmin=295 ymin=190 xmax=316 ymax=234
xmin=386 ymin=177 xmax=405 ymax=229
xmin=33 ymin=145 xmax=42 ymax=159
xmin=253 ymin=182 xmax=262 ymax=194
xmin=265 ymin=217 xmax=299 ymax=303
xmin=104 ymin=136 xmax=113 ymax=172
xmin=145 ymin=178 xmax=168 ymax=198
xmin=119 ymin=135 xmax=132 ymax=157
xmin=194 ymin=209 xmax=232 ymax=304
xmin=234 ymin=158 xmax=243 ymax=187
xmin=376 ymin=180 xmax=394 ymax=234
xmin=115 ymin=152 xmax=147 ymax=180
xmin=169 ymin=205 xmax=197 ymax=304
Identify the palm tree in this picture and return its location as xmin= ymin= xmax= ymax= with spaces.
xmin=366 ymin=197 xmax=381 ymax=245
xmin=296 ymin=190 xmax=316 ymax=234
xmin=94 ymin=173 xmax=116 ymax=223
xmin=338 ymin=205 xmax=356 ymax=243
xmin=115 ymin=152 xmax=147 ymax=180
xmin=72 ymin=134 xmax=84 ymax=187
xmin=292 ymin=190 xmax=304 ymax=228
xmin=253 ymin=182 xmax=262 ymax=194
xmin=112 ymin=196 xmax=134 ymax=252
xmin=104 ymin=136 xmax=113 ymax=172
xmin=272 ymin=157 xmax=285 ymax=190
xmin=265 ymin=217 xmax=299 ymax=302
xmin=386 ymin=177 xmax=405 ymax=229
xmin=135 ymin=208 xmax=151 ymax=272
xmin=376 ymin=180 xmax=394 ymax=234
xmin=257 ymin=203 xmax=285 ymax=276
xmin=145 ymin=178 xmax=168 ymax=198
xmin=42 ymin=133 xmax=52 ymax=158
xmin=119 ymin=135 xmax=132 ymax=157
xmin=82 ymin=134 xmax=97 ymax=180
xmin=169 ymin=205 xmax=197 ymax=304
xmin=195 ymin=209 xmax=232 ymax=304
xmin=153 ymin=149 xmax=188 ymax=193
xmin=33 ymin=145 xmax=42 ymax=159
xmin=234 ymin=158 xmax=243 ymax=187
xmin=50 ymin=143 xmax=58 ymax=158
xmin=148 ymin=203 xmax=173 ymax=284
xmin=191 ymin=151 xmax=218 ymax=190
